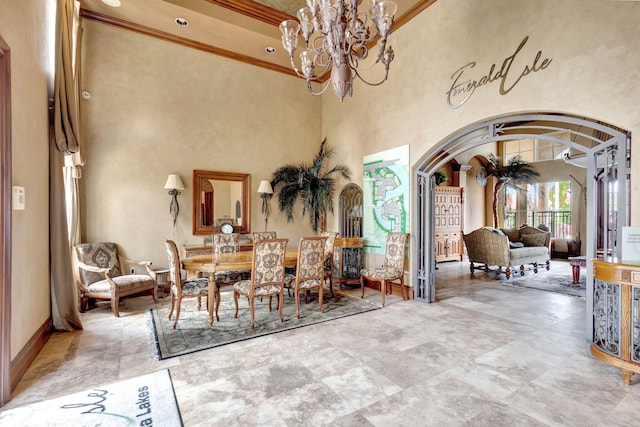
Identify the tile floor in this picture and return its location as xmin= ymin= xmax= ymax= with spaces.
xmin=3 ymin=261 xmax=639 ymax=426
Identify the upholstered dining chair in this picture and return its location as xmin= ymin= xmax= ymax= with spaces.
xmin=233 ymin=238 xmax=288 ymax=329
xmin=74 ymin=242 xmax=157 ymax=317
xmin=214 ymin=233 xmax=240 ymax=253
xmin=360 ymin=232 xmax=410 ymax=307
xmin=164 ymin=239 xmax=211 ymax=329
xmin=252 ymin=231 xmax=277 ymax=242
xmin=287 ymin=236 xmax=327 ymax=318
xmin=320 ymin=231 xmax=338 ymax=296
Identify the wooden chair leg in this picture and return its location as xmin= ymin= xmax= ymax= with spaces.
xmin=233 ymin=290 xmax=240 ymax=318
xmin=295 ymin=288 xmax=301 ymax=319
xmin=360 ymin=276 xmax=366 ymax=299
xmin=111 ymin=297 xmax=120 ymax=317
xmin=319 ymin=285 xmax=324 ymax=313
xmin=249 ymin=297 xmax=255 ymax=329
xmin=381 ymin=281 xmax=386 ymax=307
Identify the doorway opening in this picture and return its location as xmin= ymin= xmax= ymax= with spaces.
xmin=412 ymin=112 xmax=631 ymax=340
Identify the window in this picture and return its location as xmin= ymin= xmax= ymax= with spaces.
xmin=504 ymin=131 xmax=569 ymax=164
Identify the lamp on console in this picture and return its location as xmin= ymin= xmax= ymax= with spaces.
xmin=164 ymin=174 xmax=185 ymax=227
xmin=258 ymin=180 xmax=274 ymax=232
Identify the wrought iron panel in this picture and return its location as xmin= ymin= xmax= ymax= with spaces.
xmin=632 ymin=286 xmax=640 ymax=363
xmin=593 ymin=279 xmax=620 ymax=357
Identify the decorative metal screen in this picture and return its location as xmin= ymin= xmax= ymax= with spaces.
xmin=339 ymin=183 xmax=363 ymax=238
xmin=632 ymin=286 xmax=640 ymax=363
xmin=593 ymin=279 xmax=621 ymax=357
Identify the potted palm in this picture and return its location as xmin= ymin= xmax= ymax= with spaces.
xmin=485 ymin=154 xmax=540 ymax=228
xmin=270 ymin=139 xmax=352 ymax=233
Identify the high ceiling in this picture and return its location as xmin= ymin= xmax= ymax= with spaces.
xmin=79 ymin=0 xmax=437 ymax=78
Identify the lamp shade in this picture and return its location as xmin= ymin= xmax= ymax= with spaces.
xmin=257 ymin=180 xmax=273 ymax=194
xmin=164 ymin=174 xmax=185 ymax=190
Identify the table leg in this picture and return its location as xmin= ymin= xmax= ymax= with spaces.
xmin=571 ymin=264 xmax=580 ymax=284
xmin=207 ymin=272 xmax=216 ymax=326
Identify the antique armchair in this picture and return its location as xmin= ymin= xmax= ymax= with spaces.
xmin=233 ymin=238 xmax=288 ymax=329
xmin=164 ymin=239 xmax=211 ymax=329
xmin=287 ymin=236 xmax=327 ymax=318
xmin=360 ymin=232 xmax=409 ymax=306
xmin=74 ymin=242 xmax=157 ymax=317
xmin=320 ymin=231 xmax=338 ymax=296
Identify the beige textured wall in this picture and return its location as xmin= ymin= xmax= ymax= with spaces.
xmin=0 ymin=0 xmax=54 ymax=359
xmin=80 ymin=20 xmax=324 ymax=267
xmin=323 ymin=0 xmax=640 ymax=266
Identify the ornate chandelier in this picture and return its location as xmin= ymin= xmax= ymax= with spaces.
xmin=279 ymin=0 xmax=397 ymax=102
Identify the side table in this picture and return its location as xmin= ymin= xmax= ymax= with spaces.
xmin=153 ymin=268 xmax=171 ymax=296
xmin=568 ymin=256 xmax=586 ymax=284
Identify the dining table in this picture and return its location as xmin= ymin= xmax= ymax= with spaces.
xmin=181 ymin=248 xmax=299 ymax=326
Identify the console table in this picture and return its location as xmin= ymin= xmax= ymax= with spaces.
xmin=332 ymin=237 xmax=364 ymax=287
xmin=592 ymin=259 xmax=640 ymax=384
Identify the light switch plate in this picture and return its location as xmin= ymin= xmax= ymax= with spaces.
xmin=13 ymin=186 xmax=25 ymax=210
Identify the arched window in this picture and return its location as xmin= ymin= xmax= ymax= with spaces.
xmin=339 ymin=183 xmax=363 ymax=237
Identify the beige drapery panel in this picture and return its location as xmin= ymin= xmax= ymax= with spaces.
xmin=50 ymin=0 xmax=83 ymax=331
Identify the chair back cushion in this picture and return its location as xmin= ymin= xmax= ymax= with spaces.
xmin=164 ymin=240 xmax=181 ymax=288
xmin=320 ymin=231 xmax=338 ymax=256
xmin=297 ymin=237 xmax=327 ymax=282
xmin=75 ymin=242 xmax=122 ymax=285
xmin=384 ymin=232 xmax=409 ymax=271
xmin=252 ymin=239 xmax=288 ymax=287
xmin=252 ymin=231 xmax=277 ymax=242
xmin=214 ymin=233 xmax=239 ymax=253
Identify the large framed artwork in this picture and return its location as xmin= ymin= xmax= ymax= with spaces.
xmin=362 ymin=145 xmax=409 ymax=254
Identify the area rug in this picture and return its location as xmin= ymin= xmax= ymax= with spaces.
xmin=0 ymin=369 xmax=182 ymax=427
xmin=502 ymin=262 xmax=586 ymax=298
xmin=149 ymin=291 xmax=380 ymax=359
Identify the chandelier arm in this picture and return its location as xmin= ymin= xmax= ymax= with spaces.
xmin=353 ymin=66 xmax=391 ymax=87
xmin=306 ymin=79 xmax=332 ymax=96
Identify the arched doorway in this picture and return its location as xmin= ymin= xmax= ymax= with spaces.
xmin=413 ymin=112 xmax=630 ymax=342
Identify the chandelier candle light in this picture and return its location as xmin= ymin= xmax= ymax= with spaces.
xmin=279 ymin=0 xmax=397 ymax=102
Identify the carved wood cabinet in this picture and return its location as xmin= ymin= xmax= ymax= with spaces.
xmin=592 ymin=259 xmax=640 ymax=384
xmin=434 ymin=186 xmax=464 ymax=262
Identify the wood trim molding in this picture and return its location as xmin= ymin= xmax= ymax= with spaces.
xmin=79 ymin=9 xmax=299 ymax=78
xmin=205 ymin=0 xmax=294 ymax=26
xmin=0 ymin=34 xmax=11 ymax=407
xmin=393 ymin=0 xmax=438 ymax=30
xmin=9 ymin=319 xmax=53 ymax=392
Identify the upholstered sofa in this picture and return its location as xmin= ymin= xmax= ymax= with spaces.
xmin=462 ymin=225 xmax=551 ymax=279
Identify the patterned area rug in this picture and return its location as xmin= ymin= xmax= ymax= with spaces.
xmin=502 ymin=262 xmax=586 ymax=298
xmin=0 ymin=370 xmax=182 ymax=427
xmin=149 ymin=290 xmax=380 ymax=359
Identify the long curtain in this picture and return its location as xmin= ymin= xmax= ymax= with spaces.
xmin=50 ymin=0 xmax=83 ymax=331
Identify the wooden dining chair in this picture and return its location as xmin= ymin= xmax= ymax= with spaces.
xmin=360 ymin=232 xmax=409 ymax=307
xmin=290 ymin=236 xmax=327 ymax=318
xmin=213 ymin=233 xmax=240 ymax=253
xmin=233 ymin=238 xmax=288 ymax=329
xmin=252 ymin=231 xmax=277 ymax=242
xmin=320 ymin=231 xmax=338 ymax=296
xmin=164 ymin=239 xmax=212 ymax=329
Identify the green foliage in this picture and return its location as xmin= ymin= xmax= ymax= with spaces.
xmin=270 ymin=139 xmax=352 ymax=233
xmin=485 ymin=154 xmax=540 ymax=228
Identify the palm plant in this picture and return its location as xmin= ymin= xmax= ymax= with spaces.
xmin=485 ymin=154 xmax=540 ymax=228
xmin=271 ymin=139 xmax=351 ymax=233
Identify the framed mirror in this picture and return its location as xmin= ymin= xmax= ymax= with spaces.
xmin=192 ymin=170 xmax=251 ymax=235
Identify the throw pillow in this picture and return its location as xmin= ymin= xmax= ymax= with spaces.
xmin=500 ymin=228 xmax=521 ymax=243
xmin=482 ymin=226 xmax=505 ymax=236
xmin=521 ymin=233 xmax=548 ymax=247
xmin=509 ymin=241 xmax=525 ymax=249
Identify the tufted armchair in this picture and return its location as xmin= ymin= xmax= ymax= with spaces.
xmin=164 ymin=239 xmax=211 ymax=329
xmin=360 ymin=232 xmax=409 ymax=307
xmin=74 ymin=242 xmax=157 ymax=317
xmin=233 ymin=238 xmax=288 ymax=329
xmin=320 ymin=231 xmax=338 ymax=296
